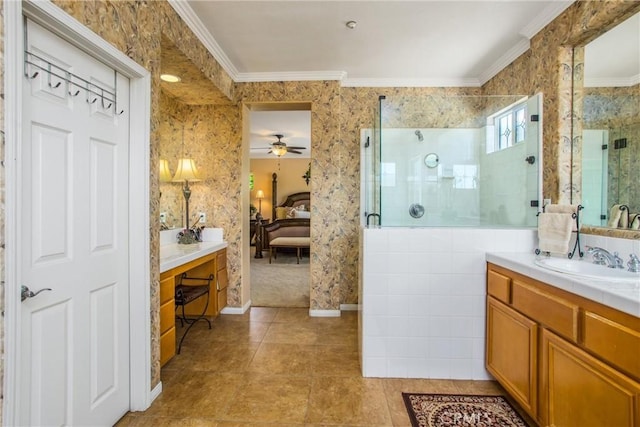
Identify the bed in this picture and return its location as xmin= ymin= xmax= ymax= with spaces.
xmin=261 ymin=173 xmax=311 ymax=260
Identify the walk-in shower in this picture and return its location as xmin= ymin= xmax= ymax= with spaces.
xmin=362 ymin=94 xmax=542 ymax=227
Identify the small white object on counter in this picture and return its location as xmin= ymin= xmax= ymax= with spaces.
xmin=487 ymin=252 xmax=640 ymax=317
xmin=201 ymin=227 xmax=223 ymax=242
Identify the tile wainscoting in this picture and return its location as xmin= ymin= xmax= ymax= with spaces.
xmin=359 ymin=227 xmax=537 ymax=380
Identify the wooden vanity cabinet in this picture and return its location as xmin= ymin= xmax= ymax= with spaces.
xmin=159 ymin=247 xmax=228 ymax=366
xmin=486 ymin=263 xmax=640 ymax=427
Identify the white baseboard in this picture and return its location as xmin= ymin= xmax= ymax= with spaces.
xmin=220 ymin=300 xmax=251 ymax=315
xmin=340 ymin=304 xmax=358 ymax=311
xmin=150 ymin=381 xmax=162 ymax=403
xmin=309 ymin=309 xmax=341 ymax=317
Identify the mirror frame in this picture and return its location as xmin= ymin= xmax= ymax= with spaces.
xmin=571 ymin=5 xmax=640 ymax=240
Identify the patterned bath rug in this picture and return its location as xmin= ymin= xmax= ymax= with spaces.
xmin=402 ymin=393 xmax=529 ymax=427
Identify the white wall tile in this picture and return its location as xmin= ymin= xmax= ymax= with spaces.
xmin=428 ymin=358 xmax=451 ymax=378
xmin=364 ymin=357 xmax=387 ymax=377
xmin=405 ymin=359 xmax=431 ymax=378
xmin=387 ymin=359 xmax=409 ymax=378
xmin=363 ymin=229 xmax=389 ymax=253
xmin=388 ymin=294 xmax=411 ymax=316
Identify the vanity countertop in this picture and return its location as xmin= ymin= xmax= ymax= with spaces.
xmin=486 ymin=252 xmax=640 ymax=317
xmin=160 ymin=241 xmax=227 ymax=273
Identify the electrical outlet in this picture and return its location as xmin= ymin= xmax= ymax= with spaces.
xmin=160 ymin=212 xmax=167 ymax=223
xmin=198 ymin=212 xmax=206 ymax=224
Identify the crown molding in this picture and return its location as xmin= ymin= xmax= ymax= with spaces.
xmin=520 ymin=0 xmax=575 ymax=39
xmin=585 ymin=74 xmax=640 ymax=88
xmin=477 ymin=38 xmax=531 ymax=86
xmin=341 ymin=77 xmax=481 ymax=88
xmin=167 ymin=0 xmax=239 ymax=80
xmin=235 ymin=71 xmax=347 ymax=82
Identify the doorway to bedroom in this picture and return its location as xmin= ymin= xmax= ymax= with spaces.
xmin=247 ymin=105 xmax=311 ymax=308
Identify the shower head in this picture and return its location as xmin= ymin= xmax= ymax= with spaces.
xmin=415 ymin=130 xmax=424 ymax=142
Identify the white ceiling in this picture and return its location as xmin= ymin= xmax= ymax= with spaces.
xmin=179 ymin=0 xmax=575 ymax=87
xmin=250 ymin=110 xmax=311 ymax=158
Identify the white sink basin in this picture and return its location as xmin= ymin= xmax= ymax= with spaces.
xmin=535 ymin=257 xmax=640 ymax=285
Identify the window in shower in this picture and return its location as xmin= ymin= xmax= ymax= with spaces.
xmin=487 ymin=99 xmax=527 ymax=153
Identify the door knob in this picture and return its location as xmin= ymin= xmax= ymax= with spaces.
xmin=21 ymin=285 xmax=52 ymax=302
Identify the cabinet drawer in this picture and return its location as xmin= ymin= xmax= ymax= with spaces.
xmin=216 ymin=250 xmax=227 ymax=272
xmin=217 ymin=268 xmax=228 ymax=291
xmin=160 ymin=276 xmax=175 ymax=305
xmin=487 ymin=269 xmax=511 ymax=304
xmin=160 ymin=299 xmax=175 ymax=334
xmin=512 ymin=280 xmax=579 ymax=342
xmin=160 ymin=327 xmax=176 ymax=367
xmin=584 ymin=311 xmax=640 ymax=379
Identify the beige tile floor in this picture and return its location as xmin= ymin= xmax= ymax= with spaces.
xmin=117 ymin=307 xmax=530 ymax=426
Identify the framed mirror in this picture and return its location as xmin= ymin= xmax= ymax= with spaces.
xmin=573 ymin=11 xmax=640 ymax=237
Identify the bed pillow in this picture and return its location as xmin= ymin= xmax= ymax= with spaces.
xmin=294 ymin=210 xmax=311 ymax=219
xmin=286 ymin=205 xmax=305 ymax=218
xmin=275 ymin=207 xmax=288 ymax=220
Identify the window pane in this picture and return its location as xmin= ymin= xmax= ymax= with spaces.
xmin=515 ymin=108 xmax=526 ymax=143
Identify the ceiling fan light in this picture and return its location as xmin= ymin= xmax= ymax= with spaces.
xmin=272 ymin=145 xmax=288 ymax=157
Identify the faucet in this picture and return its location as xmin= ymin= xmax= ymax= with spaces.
xmin=627 ymin=254 xmax=640 ymax=273
xmin=586 ymin=246 xmax=624 ymax=269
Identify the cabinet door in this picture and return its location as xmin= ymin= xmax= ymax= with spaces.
xmin=541 ymin=328 xmax=640 ymax=427
xmin=486 ymin=296 xmax=538 ymax=419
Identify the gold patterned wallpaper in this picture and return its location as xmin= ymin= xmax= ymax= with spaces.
xmin=0 ymin=0 xmax=638 ymax=408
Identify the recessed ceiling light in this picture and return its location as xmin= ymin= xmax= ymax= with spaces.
xmin=346 ymin=20 xmax=357 ymax=29
xmin=160 ymin=74 xmax=181 ymax=83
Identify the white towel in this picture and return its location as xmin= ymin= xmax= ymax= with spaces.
xmin=545 ymin=204 xmax=579 ymax=231
xmin=607 ymin=204 xmax=622 ymax=228
xmin=538 ymin=213 xmax=573 ymax=255
xmin=630 ymin=214 xmax=640 ymax=230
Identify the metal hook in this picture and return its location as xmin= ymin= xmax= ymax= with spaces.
xmin=89 ymin=97 xmax=98 ymax=104
xmin=69 ymin=89 xmax=80 ymax=97
xmin=29 ymin=70 xmax=39 ymax=79
xmin=49 ymin=81 xmax=62 ymax=89
xmin=117 ymin=109 xmax=124 ymax=115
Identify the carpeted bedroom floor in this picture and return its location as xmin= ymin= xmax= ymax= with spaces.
xmin=250 ymin=246 xmax=310 ymax=308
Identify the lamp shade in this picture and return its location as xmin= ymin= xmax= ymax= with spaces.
xmin=172 ymin=158 xmax=201 ymax=182
xmin=159 ymin=159 xmax=173 ymax=182
xmin=256 ymin=190 xmax=265 ymax=199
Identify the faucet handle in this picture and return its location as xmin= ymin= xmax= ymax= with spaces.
xmin=612 ymin=252 xmax=624 ymax=269
xmin=628 ymin=254 xmax=640 ymax=273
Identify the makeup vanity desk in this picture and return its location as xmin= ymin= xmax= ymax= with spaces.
xmin=159 ymin=239 xmax=228 ymax=366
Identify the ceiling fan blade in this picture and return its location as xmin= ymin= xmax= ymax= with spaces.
xmin=288 ymin=150 xmax=303 ymax=154
xmin=267 ymin=149 xmax=273 ymax=154
xmin=251 ymin=147 xmax=271 ymax=150
xmin=287 ymin=146 xmax=306 ymax=150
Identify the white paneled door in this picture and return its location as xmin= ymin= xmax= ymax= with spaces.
xmin=19 ymin=19 xmax=131 ymax=426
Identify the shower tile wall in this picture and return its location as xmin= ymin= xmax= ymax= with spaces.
xmin=359 ymin=227 xmax=537 ymax=380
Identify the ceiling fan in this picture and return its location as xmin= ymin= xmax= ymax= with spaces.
xmin=263 ymin=134 xmax=306 ymax=157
